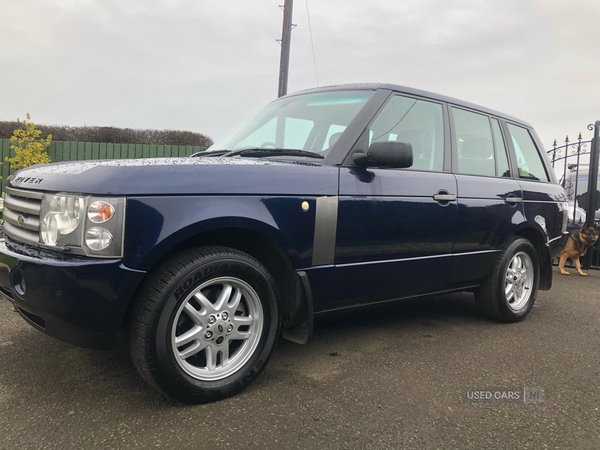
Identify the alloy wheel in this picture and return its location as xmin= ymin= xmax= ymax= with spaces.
xmin=171 ymin=276 xmax=263 ymax=381
xmin=505 ymin=251 xmax=534 ymax=312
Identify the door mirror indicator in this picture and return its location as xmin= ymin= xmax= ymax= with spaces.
xmin=353 ymin=141 xmax=413 ymax=168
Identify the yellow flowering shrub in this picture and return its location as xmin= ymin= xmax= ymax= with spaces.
xmin=6 ymin=113 xmax=52 ymax=170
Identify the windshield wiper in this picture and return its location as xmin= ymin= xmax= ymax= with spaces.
xmin=224 ymin=148 xmax=324 ymax=159
xmin=190 ymin=150 xmax=230 ymax=157
xmin=192 ymin=148 xmax=324 ymax=159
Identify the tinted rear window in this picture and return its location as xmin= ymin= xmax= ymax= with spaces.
xmin=507 ymin=124 xmax=549 ymax=181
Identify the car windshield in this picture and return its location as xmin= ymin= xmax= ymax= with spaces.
xmin=208 ymin=91 xmax=374 ymax=155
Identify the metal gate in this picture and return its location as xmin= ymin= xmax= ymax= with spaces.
xmin=548 ymin=121 xmax=600 ymax=269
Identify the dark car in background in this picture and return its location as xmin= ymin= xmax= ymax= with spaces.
xmin=0 ymin=84 xmax=568 ymax=403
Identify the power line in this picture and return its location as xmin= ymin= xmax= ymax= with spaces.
xmin=304 ymin=0 xmax=319 ymax=87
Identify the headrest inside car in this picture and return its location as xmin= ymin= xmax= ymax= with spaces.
xmin=396 ymin=129 xmax=432 ymax=155
xmin=461 ymin=138 xmax=493 ymax=159
xmin=328 ymin=132 xmax=343 ymax=149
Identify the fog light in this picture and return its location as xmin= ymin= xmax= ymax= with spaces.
xmin=85 ymin=227 xmax=113 ymax=251
xmin=11 ymin=269 xmax=26 ymax=297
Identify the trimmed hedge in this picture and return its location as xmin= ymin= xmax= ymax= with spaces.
xmin=0 ymin=121 xmax=213 ymax=147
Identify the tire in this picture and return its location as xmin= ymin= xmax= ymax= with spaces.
xmin=474 ymin=237 xmax=540 ymax=323
xmin=129 ymin=246 xmax=281 ymax=404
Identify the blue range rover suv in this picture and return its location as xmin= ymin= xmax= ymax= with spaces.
xmin=0 ymin=84 xmax=568 ymax=403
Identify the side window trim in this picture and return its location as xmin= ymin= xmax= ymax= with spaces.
xmin=343 ymin=92 xmax=449 ymax=172
xmin=447 ymin=102 xmax=459 ymax=174
xmin=487 ymin=116 xmax=499 ymax=177
xmin=335 ymin=89 xmax=394 ymax=166
xmin=489 ymin=116 xmax=513 ymax=178
xmin=500 ymin=119 xmax=521 ymax=180
xmin=442 ymin=102 xmax=452 ymax=172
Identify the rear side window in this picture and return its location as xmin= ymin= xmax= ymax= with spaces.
xmin=368 ymin=95 xmax=444 ymax=171
xmin=491 ymin=118 xmax=511 ymax=177
xmin=507 ymin=124 xmax=549 ymax=181
xmin=452 ymin=108 xmax=495 ymax=177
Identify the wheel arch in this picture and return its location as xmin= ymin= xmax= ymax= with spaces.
xmin=124 ymin=221 xmax=311 ymax=333
xmin=512 ymin=225 xmax=552 ymax=290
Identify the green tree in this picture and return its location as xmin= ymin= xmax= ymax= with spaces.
xmin=6 ymin=113 xmax=52 ymax=170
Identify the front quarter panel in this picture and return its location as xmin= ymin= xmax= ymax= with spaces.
xmin=122 ymin=161 xmax=340 ymax=270
xmin=123 ymin=196 xmax=320 ymax=271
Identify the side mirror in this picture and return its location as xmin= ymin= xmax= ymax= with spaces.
xmin=352 ymin=141 xmax=413 ymax=168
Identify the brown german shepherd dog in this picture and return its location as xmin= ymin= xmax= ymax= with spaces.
xmin=558 ymin=224 xmax=599 ymax=276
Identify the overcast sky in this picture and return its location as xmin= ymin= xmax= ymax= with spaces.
xmin=1 ymin=0 xmax=599 ymax=149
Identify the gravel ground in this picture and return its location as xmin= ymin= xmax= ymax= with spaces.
xmin=1 ymin=267 xmax=599 ymax=449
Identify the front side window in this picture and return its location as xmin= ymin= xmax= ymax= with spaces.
xmin=368 ymin=95 xmax=444 ymax=171
xmin=507 ymin=124 xmax=549 ymax=181
xmin=452 ymin=108 xmax=495 ymax=177
xmin=209 ymin=91 xmax=374 ymax=154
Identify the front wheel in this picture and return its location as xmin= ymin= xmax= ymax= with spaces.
xmin=129 ymin=246 xmax=280 ymax=404
xmin=475 ymin=237 xmax=540 ymax=323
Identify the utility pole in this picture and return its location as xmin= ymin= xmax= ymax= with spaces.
xmin=277 ymin=0 xmax=294 ymax=97
xmin=587 ymin=121 xmax=600 ymax=228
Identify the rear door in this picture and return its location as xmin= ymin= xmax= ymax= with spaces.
xmin=450 ymin=108 xmax=524 ymax=284
xmin=328 ymin=94 xmax=457 ymax=311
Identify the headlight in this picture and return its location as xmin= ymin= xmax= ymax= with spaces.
xmin=41 ymin=213 xmax=62 ymax=246
xmin=39 ymin=193 xmax=125 ymax=258
xmin=40 ymin=194 xmax=85 ymax=244
xmin=85 ymin=227 xmax=113 ymax=251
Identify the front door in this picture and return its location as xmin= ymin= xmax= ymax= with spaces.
xmin=327 ymin=94 xmax=457 ymax=311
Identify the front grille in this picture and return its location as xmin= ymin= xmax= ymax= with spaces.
xmin=3 ymin=187 xmax=42 ymax=247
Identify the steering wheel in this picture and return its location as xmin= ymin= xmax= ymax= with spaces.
xmin=260 ymin=142 xmax=277 ymax=149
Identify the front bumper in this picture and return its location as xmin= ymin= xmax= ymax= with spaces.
xmin=0 ymin=234 xmax=146 ymax=349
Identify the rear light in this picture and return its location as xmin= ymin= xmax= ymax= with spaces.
xmin=560 ymin=202 xmax=569 ymax=233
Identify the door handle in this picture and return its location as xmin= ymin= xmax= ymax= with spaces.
xmin=505 ymin=197 xmax=522 ymax=203
xmin=433 ymin=194 xmax=456 ymax=201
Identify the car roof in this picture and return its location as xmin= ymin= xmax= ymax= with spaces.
xmin=285 ymin=83 xmax=533 ymax=129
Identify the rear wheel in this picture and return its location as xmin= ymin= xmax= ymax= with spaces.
xmin=129 ymin=246 xmax=280 ymax=404
xmin=475 ymin=237 xmax=539 ymax=322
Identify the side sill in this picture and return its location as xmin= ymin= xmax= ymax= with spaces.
xmin=314 ymin=285 xmax=481 ymax=315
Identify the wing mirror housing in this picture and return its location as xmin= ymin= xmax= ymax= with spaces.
xmin=352 ymin=141 xmax=413 ymax=168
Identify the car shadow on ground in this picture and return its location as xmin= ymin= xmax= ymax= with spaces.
xmin=315 ymin=291 xmax=480 ymax=331
xmin=259 ymin=292 xmax=488 ymax=374
xmin=0 ymin=291 xmax=482 ymax=409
